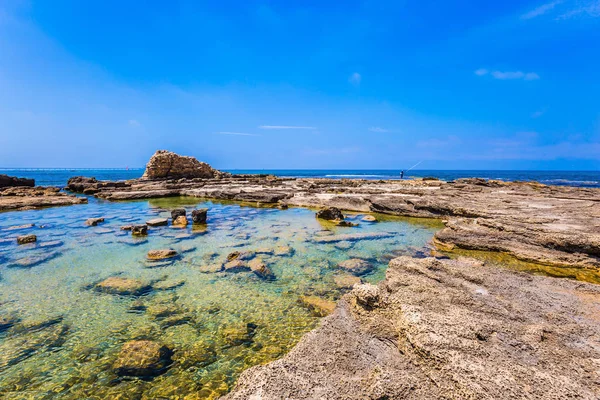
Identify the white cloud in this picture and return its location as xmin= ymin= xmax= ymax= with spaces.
xmin=476 ymin=70 xmax=540 ymax=81
xmin=349 ymin=72 xmax=361 ymax=86
xmin=128 ymin=119 xmax=141 ymax=127
xmin=215 ymin=131 xmax=260 ymax=136
xmin=558 ymin=0 xmax=600 ymax=18
xmin=521 ymin=0 xmax=563 ymax=19
xmin=259 ymin=125 xmax=316 ymax=130
xmin=369 ymin=127 xmax=390 ymax=133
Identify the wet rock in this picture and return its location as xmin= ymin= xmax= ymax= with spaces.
xmin=7 ymin=251 xmax=61 ymax=268
xmin=132 ymin=224 xmax=148 ymax=236
xmin=120 ymin=225 xmax=133 ymax=231
xmin=352 ymin=283 xmax=380 ymax=309
xmin=113 ymin=340 xmax=173 ymax=378
xmin=361 ymin=215 xmax=377 ymax=222
xmin=335 ymin=220 xmax=358 ymax=227
xmin=142 ymin=150 xmax=230 ymax=180
xmin=316 ymin=207 xmax=345 ymax=221
xmin=191 ymin=208 xmax=208 ymax=224
xmin=17 ymin=234 xmax=37 ymax=245
xmin=172 ymin=215 xmax=189 ymax=227
xmin=0 ymin=324 xmax=69 ymax=372
xmin=337 ymin=258 xmax=373 ymax=275
xmin=248 ymin=258 xmax=275 ymax=280
xmin=94 ymin=277 xmax=152 ymax=296
xmin=333 ymin=274 xmax=362 ymax=289
xmin=85 ymin=217 xmax=105 ymax=226
xmin=274 ymin=246 xmax=294 ymax=257
xmin=224 ymin=260 xmax=250 ymax=273
xmin=299 ymin=295 xmax=336 ymax=317
xmin=227 ymin=251 xmax=255 ymax=262
xmin=3 ymin=223 xmax=35 ymax=231
xmin=171 ymin=208 xmax=186 ymax=219
xmin=147 ymin=218 xmax=168 ymax=227
xmin=222 ymin=323 xmax=258 ymax=347
xmin=147 ymin=249 xmax=178 ymax=261
xmin=153 ymin=279 xmax=185 ymax=291
xmin=146 ymin=304 xmax=180 ymax=319
xmin=173 ymin=342 xmax=217 ymax=369
xmin=12 ymin=315 xmax=63 ymax=334
xmin=198 ymin=263 xmax=224 ymax=273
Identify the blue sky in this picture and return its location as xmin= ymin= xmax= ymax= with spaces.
xmin=0 ymin=0 xmax=599 ymax=169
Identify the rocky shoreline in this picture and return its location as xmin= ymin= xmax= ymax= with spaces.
xmin=3 ymin=151 xmax=600 ymax=399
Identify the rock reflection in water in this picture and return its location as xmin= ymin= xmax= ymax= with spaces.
xmin=0 ymin=197 xmax=439 ymax=399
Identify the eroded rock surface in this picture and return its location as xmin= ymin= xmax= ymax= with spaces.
xmin=0 ymin=185 xmax=87 ymax=211
xmin=141 ymin=150 xmax=230 ymax=180
xmin=224 ymin=256 xmax=600 ymax=399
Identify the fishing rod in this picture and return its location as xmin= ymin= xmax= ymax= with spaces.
xmin=406 ymin=160 xmax=423 ymax=172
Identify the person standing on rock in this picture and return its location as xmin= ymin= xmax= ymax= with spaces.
xmin=400 ymin=170 xmax=404 ymax=179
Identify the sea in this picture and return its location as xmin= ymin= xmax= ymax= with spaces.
xmin=1 ymin=169 xmax=599 ymax=188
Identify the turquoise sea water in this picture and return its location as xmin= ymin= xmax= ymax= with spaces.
xmin=2 ymin=169 xmax=599 ymax=188
xmin=0 ymin=195 xmax=441 ymax=399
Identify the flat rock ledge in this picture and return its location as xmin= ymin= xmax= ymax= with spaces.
xmin=0 ymin=185 xmax=87 ymax=211
xmin=223 ymin=256 xmax=600 ymax=400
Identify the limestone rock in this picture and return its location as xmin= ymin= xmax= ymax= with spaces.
xmin=95 ymin=277 xmax=152 ymax=296
xmin=337 ymin=258 xmax=373 ymax=275
xmin=316 ymin=207 xmax=345 ymax=221
xmin=361 ymin=215 xmax=377 ymax=222
xmin=113 ymin=340 xmax=172 ymax=378
xmin=147 ymin=218 xmax=168 ymax=227
xmin=17 ymin=234 xmax=37 ymax=245
xmin=147 ymin=249 xmax=178 ymax=261
xmin=191 ymin=208 xmax=208 ymax=224
xmin=85 ymin=217 xmax=105 ymax=226
xmin=141 ymin=150 xmax=230 ymax=180
xmin=172 ymin=215 xmax=188 ymax=227
xmin=352 ymin=283 xmax=380 ymax=308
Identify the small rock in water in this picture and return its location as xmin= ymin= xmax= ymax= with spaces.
xmin=191 ymin=208 xmax=208 ymax=224
xmin=95 ymin=277 xmax=152 ymax=296
xmin=4 ymin=223 xmax=35 ymax=231
xmin=171 ymin=208 xmax=186 ymax=219
xmin=334 ymin=241 xmax=353 ymax=250
xmin=171 ymin=216 xmax=189 ymax=227
xmin=361 ymin=215 xmax=377 ymax=222
xmin=333 ymin=274 xmax=362 ymax=289
xmin=337 ymin=258 xmax=373 ymax=276
xmin=85 ymin=218 xmax=105 ymax=227
xmin=38 ymin=240 xmax=63 ymax=249
xmin=132 ymin=225 xmax=148 ymax=236
xmin=121 ymin=225 xmax=133 ymax=231
xmin=147 ymin=249 xmax=178 ymax=260
xmin=153 ymin=279 xmax=185 ymax=291
xmin=299 ymin=295 xmax=336 ymax=317
xmin=274 ymin=246 xmax=294 ymax=257
xmin=17 ymin=234 xmax=37 ymax=245
xmin=316 ymin=207 xmax=345 ymax=221
xmin=146 ymin=218 xmax=168 ymax=227
xmin=248 ymin=258 xmax=275 ymax=280
xmin=198 ymin=263 xmax=224 ymax=273
xmin=224 ymin=260 xmax=250 ymax=273
xmin=335 ymin=220 xmax=358 ymax=227
xmin=113 ymin=340 xmax=173 ymax=378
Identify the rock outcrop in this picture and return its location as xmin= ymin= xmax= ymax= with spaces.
xmin=0 ymin=174 xmax=34 ymax=188
xmin=224 ymin=256 xmax=600 ymax=399
xmin=0 ymin=186 xmax=87 ymax=211
xmin=141 ymin=150 xmax=230 ymax=180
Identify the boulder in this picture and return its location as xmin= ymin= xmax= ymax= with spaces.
xmin=113 ymin=340 xmax=173 ymax=378
xmin=171 ymin=208 xmax=186 ymax=219
xmin=132 ymin=225 xmax=148 ymax=236
xmin=147 ymin=218 xmax=168 ymax=227
xmin=95 ymin=277 xmax=152 ymax=296
xmin=248 ymin=258 xmax=275 ymax=280
xmin=85 ymin=217 xmax=105 ymax=226
xmin=141 ymin=150 xmax=231 ymax=180
xmin=17 ymin=234 xmax=37 ymax=245
xmin=171 ymin=216 xmax=188 ymax=227
xmin=66 ymin=176 xmax=98 ymax=192
xmin=147 ymin=249 xmax=178 ymax=261
xmin=316 ymin=207 xmax=345 ymax=221
xmin=0 ymin=174 xmax=34 ymax=188
xmin=191 ymin=208 xmax=208 ymax=224
xmin=337 ymin=259 xmax=373 ymax=276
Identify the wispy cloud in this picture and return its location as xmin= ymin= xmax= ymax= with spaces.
xmin=521 ymin=0 xmax=563 ymax=19
xmin=215 ymin=131 xmax=260 ymax=136
xmin=476 ymin=69 xmax=540 ymax=81
xmin=349 ymin=72 xmax=361 ymax=86
xmin=128 ymin=119 xmax=141 ymax=127
xmin=259 ymin=125 xmax=316 ymax=130
xmin=558 ymin=0 xmax=600 ymax=18
xmin=369 ymin=127 xmax=390 ymax=133
xmin=531 ymin=109 xmax=546 ymax=118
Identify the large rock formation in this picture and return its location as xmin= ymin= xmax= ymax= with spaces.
xmin=224 ymin=256 xmax=600 ymax=399
xmin=0 ymin=174 xmax=34 ymax=188
xmin=141 ymin=150 xmax=230 ymax=180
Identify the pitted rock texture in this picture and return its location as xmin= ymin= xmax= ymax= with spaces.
xmin=0 ymin=185 xmax=87 ymax=211
xmin=223 ymin=256 xmax=600 ymax=400
xmin=141 ymin=150 xmax=230 ymax=180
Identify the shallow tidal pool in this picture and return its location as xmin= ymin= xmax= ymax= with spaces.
xmin=0 ymin=196 xmax=440 ymax=399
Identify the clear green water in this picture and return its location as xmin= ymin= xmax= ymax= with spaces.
xmin=0 ymin=197 xmax=439 ymax=399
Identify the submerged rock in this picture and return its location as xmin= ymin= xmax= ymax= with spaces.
xmin=0 ymin=314 xmax=20 ymax=333
xmin=7 ymin=251 xmax=61 ymax=268
xmin=337 ymin=259 xmax=373 ymax=275
xmin=224 ymin=260 xmax=250 ymax=273
xmin=333 ymin=274 xmax=362 ymax=289
xmin=316 ymin=207 xmax=345 ymax=221
xmin=95 ymin=277 xmax=152 ymax=296
xmin=147 ymin=218 xmax=168 ymax=227
xmin=248 ymin=258 xmax=275 ymax=280
xmin=147 ymin=249 xmax=178 ymax=261
xmin=153 ymin=279 xmax=185 ymax=291
xmin=16 ymin=234 xmax=36 ymax=245
xmin=198 ymin=263 xmax=224 ymax=273
xmin=113 ymin=340 xmax=173 ymax=378
xmin=191 ymin=208 xmax=208 ymax=224
xmin=85 ymin=217 xmax=105 ymax=226
xmin=299 ymin=295 xmax=336 ymax=317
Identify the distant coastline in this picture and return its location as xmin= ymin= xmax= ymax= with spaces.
xmin=1 ymin=168 xmax=599 ymax=188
